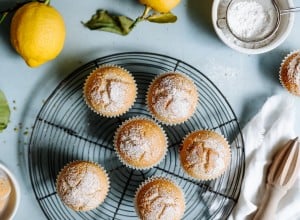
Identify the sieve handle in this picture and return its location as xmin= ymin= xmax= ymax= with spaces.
xmin=280 ymin=7 xmax=300 ymax=15
xmin=216 ymin=18 xmax=227 ymax=29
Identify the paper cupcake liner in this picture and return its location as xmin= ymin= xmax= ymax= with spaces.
xmin=279 ymin=50 xmax=300 ymax=96
xmin=179 ymin=129 xmax=231 ymax=181
xmin=146 ymin=72 xmax=199 ymax=126
xmin=134 ymin=176 xmax=186 ymax=220
xmin=113 ymin=116 xmax=168 ymax=170
xmin=83 ymin=64 xmax=137 ymax=118
xmin=56 ymin=160 xmax=110 ymax=211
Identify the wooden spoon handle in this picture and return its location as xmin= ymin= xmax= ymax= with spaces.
xmin=253 ymin=184 xmax=286 ymax=220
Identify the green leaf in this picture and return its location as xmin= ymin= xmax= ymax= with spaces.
xmin=83 ymin=10 xmax=135 ymax=36
xmin=0 ymin=91 xmax=10 ymax=132
xmin=147 ymin=12 xmax=177 ymax=23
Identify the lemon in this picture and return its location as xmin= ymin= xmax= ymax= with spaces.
xmin=10 ymin=2 xmax=66 ymax=67
xmin=139 ymin=0 xmax=180 ymax=13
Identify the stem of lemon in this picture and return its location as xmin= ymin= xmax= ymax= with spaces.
xmin=0 ymin=12 xmax=8 ymax=24
xmin=44 ymin=0 xmax=50 ymax=5
xmin=0 ymin=1 xmax=44 ymax=24
xmin=141 ymin=6 xmax=152 ymax=19
xmin=130 ymin=5 xmax=152 ymax=29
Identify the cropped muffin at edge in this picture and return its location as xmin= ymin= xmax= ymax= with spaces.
xmin=280 ymin=51 xmax=300 ymax=96
xmin=135 ymin=177 xmax=185 ymax=220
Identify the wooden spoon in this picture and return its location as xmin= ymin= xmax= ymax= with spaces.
xmin=253 ymin=137 xmax=300 ymax=220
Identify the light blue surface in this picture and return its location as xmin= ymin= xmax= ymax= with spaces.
xmin=0 ymin=0 xmax=299 ymax=219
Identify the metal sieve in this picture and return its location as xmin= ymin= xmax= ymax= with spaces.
xmin=217 ymin=0 xmax=300 ymax=43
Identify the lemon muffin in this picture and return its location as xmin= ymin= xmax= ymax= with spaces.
xmin=280 ymin=51 xmax=300 ymax=96
xmin=114 ymin=117 xmax=167 ymax=169
xmin=56 ymin=161 xmax=109 ymax=211
xmin=0 ymin=170 xmax=11 ymax=213
xmin=84 ymin=65 xmax=137 ymax=117
xmin=135 ymin=177 xmax=185 ymax=220
xmin=180 ymin=130 xmax=231 ymax=180
xmin=147 ymin=72 xmax=198 ymax=125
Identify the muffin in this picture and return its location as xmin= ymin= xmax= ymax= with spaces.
xmin=147 ymin=72 xmax=198 ymax=125
xmin=56 ymin=161 xmax=110 ymax=211
xmin=135 ymin=177 xmax=185 ymax=220
xmin=280 ymin=51 xmax=300 ymax=96
xmin=114 ymin=117 xmax=167 ymax=170
xmin=0 ymin=170 xmax=11 ymax=212
xmin=180 ymin=130 xmax=231 ymax=180
xmin=84 ymin=65 xmax=137 ymax=117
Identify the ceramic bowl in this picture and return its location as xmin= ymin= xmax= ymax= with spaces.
xmin=212 ymin=0 xmax=295 ymax=54
xmin=0 ymin=163 xmax=20 ymax=220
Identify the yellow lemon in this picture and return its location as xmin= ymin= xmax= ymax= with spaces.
xmin=10 ymin=2 xmax=66 ymax=67
xmin=139 ymin=0 xmax=180 ymax=13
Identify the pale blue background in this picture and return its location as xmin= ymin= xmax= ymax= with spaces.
xmin=0 ymin=0 xmax=299 ymax=219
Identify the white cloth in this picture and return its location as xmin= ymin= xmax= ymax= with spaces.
xmin=229 ymin=95 xmax=300 ymax=220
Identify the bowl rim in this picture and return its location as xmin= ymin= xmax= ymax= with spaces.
xmin=211 ymin=0 xmax=295 ymax=54
xmin=0 ymin=163 xmax=21 ymax=220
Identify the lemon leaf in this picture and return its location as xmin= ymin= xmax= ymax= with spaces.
xmin=0 ymin=91 xmax=10 ymax=132
xmin=83 ymin=10 xmax=135 ymax=35
xmin=147 ymin=12 xmax=177 ymax=23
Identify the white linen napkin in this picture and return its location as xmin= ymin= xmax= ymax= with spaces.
xmin=229 ymin=94 xmax=300 ymax=220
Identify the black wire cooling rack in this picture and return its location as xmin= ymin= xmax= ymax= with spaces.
xmin=28 ymin=52 xmax=245 ymax=220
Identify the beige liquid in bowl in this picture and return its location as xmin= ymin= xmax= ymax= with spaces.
xmin=0 ymin=169 xmax=12 ymax=219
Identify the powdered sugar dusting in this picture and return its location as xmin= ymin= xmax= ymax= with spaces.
xmin=58 ymin=164 xmax=106 ymax=210
xmin=227 ymin=1 xmax=276 ymax=41
xmin=150 ymin=74 xmax=197 ymax=121
xmin=287 ymin=53 xmax=300 ymax=86
xmin=217 ymin=0 xmax=278 ymax=49
xmin=184 ymin=136 xmax=228 ymax=177
xmin=119 ymin=125 xmax=152 ymax=161
xmin=89 ymin=76 xmax=133 ymax=112
xmin=205 ymin=58 xmax=238 ymax=84
xmin=138 ymin=181 xmax=184 ymax=220
xmin=85 ymin=66 xmax=136 ymax=115
xmin=109 ymin=81 xmax=127 ymax=103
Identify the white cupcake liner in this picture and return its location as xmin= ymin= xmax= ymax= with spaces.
xmin=83 ymin=64 xmax=137 ymax=118
xmin=179 ymin=129 xmax=231 ymax=181
xmin=279 ymin=50 xmax=300 ymax=96
xmin=146 ymin=72 xmax=199 ymax=126
xmin=134 ymin=176 xmax=186 ymax=220
xmin=113 ymin=116 xmax=168 ymax=170
xmin=56 ymin=160 xmax=110 ymax=211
